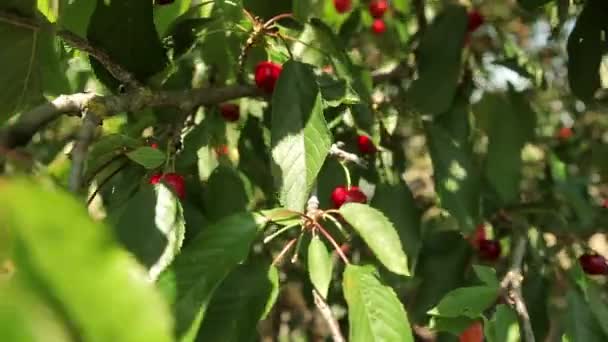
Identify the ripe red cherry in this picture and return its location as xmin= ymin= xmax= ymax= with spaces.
xmin=219 ymin=103 xmax=240 ymax=122
xmin=357 ymin=135 xmax=376 ymax=154
xmin=459 ymin=321 xmax=483 ymax=342
xmin=478 ymin=239 xmax=501 ymax=261
xmin=215 ymin=144 xmax=229 ymax=157
xmin=557 ymin=127 xmax=573 ymax=140
xmin=467 ymin=10 xmax=484 ymax=33
xmin=333 ymin=0 xmax=351 ymax=13
xmin=149 ymin=173 xmax=185 ymax=199
xmin=602 ymin=199 xmax=608 ymax=208
xmin=255 ymin=61 xmax=282 ymax=94
xmin=154 ymin=0 xmax=175 ymax=5
xmin=149 ymin=173 xmax=163 ymax=185
xmin=369 ymin=0 xmax=388 ymax=18
xmin=150 ymin=142 xmax=159 ymax=149
xmin=469 ymin=224 xmax=486 ymax=249
xmin=331 ymin=186 xmax=367 ymax=208
xmin=371 ymin=19 xmax=386 ymax=35
xmin=579 ymin=253 xmax=608 ymax=275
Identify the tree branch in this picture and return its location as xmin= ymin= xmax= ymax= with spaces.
xmin=312 ymin=289 xmax=345 ymax=342
xmin=412 ymin=0 xmax=427 ymax=32
xmin=68 ymin=112 xmax=101 ymax=193
xmin=500 ymin=235 xmax=535 ymax=342
xmin=0 ymin=10 xmax=141 ymax=90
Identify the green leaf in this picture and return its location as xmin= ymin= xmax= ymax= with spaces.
xmin=271 ymin=60 xmax=332 ymax=211
xmin=318 ymin=75 xmax=361 ymax=107
xmin=307 ymin=236 xmax=333 ymax=299
xmin=58 ymin=0 xmax=95 ymax=37
xmin=0 ymin=21 xmax=69 ymax=121
xmin=109 ymin=184 xmax=186 ymax=281
xmin=166 ymin=17 xmax=213 ymax=58
xmin=293 ymin=0 xmax=313 ymax=22
xmin=156 ymin=212 xmax=266 ymax=340
xmin=339 ymin=9 xmax=362 ymax=42
xmin=429 ymin=315 xmax=476 ymax=335
xmin=204 ymin=165 xmax=249 ymax=222
xmin=428 ymin=286 xmax=499 ymax=318
xmin=339 ymin=203 xmax=409 ymax=276
xmin=563 ymin=289 xmax=608 ymax=342
xmin=485 ymin=305 xmax=519 ymax=342
xmin=473 ymin=265 xmax=500 ymax=288
xmin=343 ymin=265 xmax=414 ymax=342
xmin=566 ymin=0 xmax=608 ymax=102
xmin=474 ymin=90 xmax=536 ymax=205
xmin=0 ymin=178 xmax=173 ymax=342
xmin=87 ymin=0 xmax=168 ymax=90
xmin=407 ymin=4 xmax=468 ymax=114
xmin=371 ymin=180 xmax=421 ymax=269
xmin=196 ymin=259 xmax=279 ymax=342
xmin=126 ymin=146 xmax=166 ymax=170
xmin=154 ymin=0 xmax=192 ymax=37
xmin=426 ymin=121 xmax=479 ymax=233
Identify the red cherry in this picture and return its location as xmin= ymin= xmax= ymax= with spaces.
xmin=154 ymin=0 xmax=175 ymax=5
xmin=357 ymin=135 xmax=376 ymax=154
xmin=602 ymin=199 xmax=608 ymax=208
xmin=333 ymin=0 xmax=351 ymax=13
xmin=162 ymin=173 xmax=186 ymax=199
xmin=579 ymin=253 xmax=608 ymax=275
xmin=345 ymin=187 xmax=367 ymax=204
xmin=149 ymin=173 xmax=163 ymax=185
xmin=331 ymin=186 xmax=349 ymax=208
xmin=215 ymin=144 xmax=229 ymax=157
xmin=150 ymin=142 xmax=159 ymax=149
xmin=369 ymin=0 xmax=388 ymax=18
xmin=469 ymin=224 xmax=486 ymax=249
xmin=459 ymin=321 xmax=483 ymax=342
xmin=255 ymin=61 xmax=282 ymax=94
xmin=220 ymin=103 xmax=240 ymax=122
xmin=371 ymin=19 xmax=386 ymax=35
xmin=467 ymin=10 xmax=484 ymax=33
xmin=478 ymin=239 xmax=501 ymax=261
xmin=557 ymin=127 xmax=573 ymax=140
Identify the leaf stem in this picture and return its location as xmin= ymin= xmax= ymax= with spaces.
xmin=264 ymin=222 xmax=301 ymax=244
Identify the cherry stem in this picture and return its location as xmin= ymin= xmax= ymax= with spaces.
xmin=322 ymin=213 xmax=348 ymax=239
xmin=339 ymin=162 xmax=352 ymax=189
xmin=263 ymin=13 xmax=294 ymax=28
xmin=291 ymin=231 xmax=305 ymax=263
xmin=272 ymin=238 xmax=298 ymax=266
xmin=313 ymin=221 xmax=350 ymax=264
xmin=264 ymin=222 xmax=301 ymax=244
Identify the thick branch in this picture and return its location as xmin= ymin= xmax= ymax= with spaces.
xmin=0 ymin=85 xmax=262 ymax=150
xmin=0 ymin=10 xmax=141 ymax=90
xmin=500 ymin=235 xmax=535 ymax=342
xmin=312 ymin=289 xmax=345 ymax=342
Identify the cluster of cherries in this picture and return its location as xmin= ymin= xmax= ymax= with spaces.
xmin=334 ymin=0 xmax=389 ymax=35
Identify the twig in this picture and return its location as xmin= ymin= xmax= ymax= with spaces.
xmin=68 ymin=112 xmax=101 ymax=193
xmin=86 ymin=159 xmax=129 ymax=206
xmin=500 ymin=235 xmax=535 ymax=342
xmin=312 ymin=289 xmax=345 ymax=342
xmin=0 ymin=10 xmax=141 ymax=90
xmin=412 ymin=0 xmax=427 ymax=32
xmin=328 ymin=142 xmax=367 ymax=168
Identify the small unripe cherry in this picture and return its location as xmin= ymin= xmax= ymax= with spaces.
xmin=369 ymin=0 xmax=388 ymax=18
xmin=333 ymin=0 xmax=351 ymax=13
xmin=255 ymin=61 xmax=282 ymax=94
xmin=220 ymin=103 xmax=240 ymax=122
xmin=357 ymin=135 xmax=376 ymax=154
xmin=467 ymin=10 xmax=484 ymax=33
xmin=579 ymin=253 xmax=608 ymax=275
xmin=478 ymin=239 xmax=501 ymax=261
xmin=371 ymin=19 xmax=386 ymax=35
xmin=557 ymin=127 xmax=573 ymax=140
xmin=459 ymin=321 xmax=483 ymax=342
